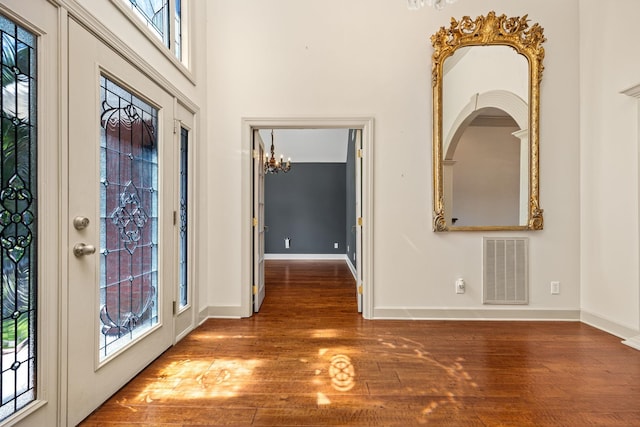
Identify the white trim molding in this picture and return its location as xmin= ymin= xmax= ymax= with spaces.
xmin=622 ymin=83 xmax=640 ymax=350
xmin=621 ymin=84 xmax=640 ymax=98
xmin=375 ymin=308 xmax=580 ymax=321
xmin=241 ymin=117 xmax=375 ymax=319
xmin=623 ymin=335 xmax=640 ymax=351
xmin=265 ymin=253 xmax=347 ymax=260
xmin=198 ymin=306 xmax=244 ymax=322
xmin=345 ymin=256 xmax=357 ymax=280
xmin=581 ymin=310 xmax=640 ymax=340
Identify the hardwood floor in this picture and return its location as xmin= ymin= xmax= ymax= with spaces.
xmin=80 ymin=260 xmax=640 ymax=426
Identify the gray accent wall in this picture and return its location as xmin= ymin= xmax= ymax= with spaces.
xmin=265 ymin=163 xmax=346 ymax=254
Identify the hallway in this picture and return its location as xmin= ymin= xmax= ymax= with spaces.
xmin=80 ymin=260 xmax=640 ymax=426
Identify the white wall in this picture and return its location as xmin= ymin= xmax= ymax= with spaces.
xmin=580 ymin=0 xmax=640 ymax=337
xmin=204 ymin=0 xmax=582 ymax=319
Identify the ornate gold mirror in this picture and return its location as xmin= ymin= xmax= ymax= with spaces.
xmin=431 ymin=11 xmax=545 ymax=231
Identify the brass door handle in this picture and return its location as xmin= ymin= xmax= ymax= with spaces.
xmin=73 ymin=243 xmax=96 ymax=257
xmin=73 ymin=216 xmax=90 ymax=230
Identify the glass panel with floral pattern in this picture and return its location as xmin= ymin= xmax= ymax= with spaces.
xmin=126 ymin=0 xmax=169 ymax=46
xmin=0 ymin=13 xmax=37 ymax=421
xmin=99 ymin=76 xmax=159 ymax=360
xmin=179 ymin=127 xmax=188 ymax=308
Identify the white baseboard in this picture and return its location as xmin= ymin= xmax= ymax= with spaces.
xmin=623 ymin=335 xmax=640 ymax=351
xmin=346 ymin=257 xmax=357 ymax=280
xmin=175 ymin=327 xmax=194 ymax=343
xmin=198 ymin=306 xmax=245 ymax=323
xmin=373 ymin=307 xmax=581 ymax=321
xmin=580 ymin=310 xmax=640 ymax=340
xmin=265 ymin=253 xmax=347 ymax=260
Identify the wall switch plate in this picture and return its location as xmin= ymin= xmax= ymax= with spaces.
xmin=334 ymin=242 xmax=339 ymax=249
xmin=551 ymin=281 xmax=560 ymax=294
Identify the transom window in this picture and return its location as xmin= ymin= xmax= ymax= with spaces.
xmin=122 ymin=0 xmax=184 ymax=62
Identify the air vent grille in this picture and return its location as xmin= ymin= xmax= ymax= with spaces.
xmin=483 ymin=237 xmax=528 ymax=305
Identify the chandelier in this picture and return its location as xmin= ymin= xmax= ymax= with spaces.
xmin=407 ymin=0 xmax=457 ymax=10
xmin=264 ymin=130 xmax=291 ymax=174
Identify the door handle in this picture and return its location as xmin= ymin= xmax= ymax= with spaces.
xmin=73 ymin=243 xmax=96 ymax=257
xmin=73 ymin=216 xmax=90 ymax=230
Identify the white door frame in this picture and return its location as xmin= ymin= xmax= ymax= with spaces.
xmin=240 ymin=117 xmax=374 ymax=319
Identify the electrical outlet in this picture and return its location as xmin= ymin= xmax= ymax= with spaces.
xmin=334 ymin=242 xmax=339 ymax=249
xmin=551 ymin=281 xmax=560 ymax=294
xmin=455 ymin=278 xmax=465 ymax=294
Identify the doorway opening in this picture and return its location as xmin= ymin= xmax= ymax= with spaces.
xmin=241 ymin=118 xmax=374 ymax=319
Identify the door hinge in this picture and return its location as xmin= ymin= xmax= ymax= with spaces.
xmin=172 ymin=301 xmax=177 ymax=315
xmin=357 ymin=149 xmax=363 ymax=158
xmin=357 ymin=217 xmax=363 ymax=226
xmin=358 ymin=285 xmax=363 ymax=295
xmin=173 ymin=120 xmax=179 ymax=135
xmin=173 ymin=211 xmax=177 ymax=225
xmin=252 ymin=217 xmax=258 ymax=227
xmin=253 ymin=285 xmax=258 ymax=295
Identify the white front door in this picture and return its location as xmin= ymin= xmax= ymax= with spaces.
xmin=67 ymin=19 xmax=175 ymax=425
xmin=253 ymin=130 xmax=266 ymax=312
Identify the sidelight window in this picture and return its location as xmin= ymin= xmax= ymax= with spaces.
xmin=178 ymin=127 xmax=188 ymax=308
xmin=0 ymin=13 xmax=37 ymax=420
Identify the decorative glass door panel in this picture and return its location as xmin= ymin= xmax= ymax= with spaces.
xmin=99 ymin=76 xmax=159 ymax=360
xmin=0 ymin=13 xmax=37 ymax=420
xmin=178 ymin=127 xmax=188 ymax=308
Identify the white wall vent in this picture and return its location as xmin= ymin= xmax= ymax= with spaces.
xmin=483 ymin=237 xmax=528 ymax=305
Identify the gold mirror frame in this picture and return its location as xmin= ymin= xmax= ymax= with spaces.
xmin=431 ymin=11 xmax=546 ymax=231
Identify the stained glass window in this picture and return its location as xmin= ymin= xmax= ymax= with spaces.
xmin=99 ymin=76 xmax=159 ymax=360
xmin=0 ymin=14 xmax=37 ymax=420
xmin=179 ymin=127 xmax=188 ymax=308
xmin=126 ymin=0 xmax=169 ymax=46
xmin=174 ymin=0 xmax=182 ymax=61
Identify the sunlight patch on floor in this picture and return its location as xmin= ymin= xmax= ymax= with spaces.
xmin=132 ymin=358 xmax=261 ymax=402
xmin=312 ymin=329 xmax=340 ymax=339
xmin=374 ymin=335 xmax=479 ymax=423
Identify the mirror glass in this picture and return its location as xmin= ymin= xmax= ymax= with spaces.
xmin=431 ymin=12 xmax=545 ymax=231
xmin=442 ymin=46 xmax=528 ymax=227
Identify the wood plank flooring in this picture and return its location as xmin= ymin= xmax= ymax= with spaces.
xmin=80 ymin=260 xmax=640 ymax=426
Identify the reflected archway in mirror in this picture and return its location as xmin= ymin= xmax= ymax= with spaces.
xmin=431 ymin=11 xmax=546 ymax=231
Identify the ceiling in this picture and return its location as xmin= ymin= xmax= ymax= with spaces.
xmin=258 ymin=129 xmax=350 ymax=163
